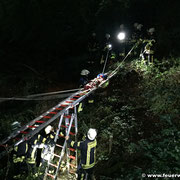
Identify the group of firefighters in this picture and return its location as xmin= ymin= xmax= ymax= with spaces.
xmin=11 ymin=123 xmax=56 ymax=179
xmin=11 ymin=120 xmax=97 ymax=180
xmin=87 ymin=22 xmax=156 ymax=71
xmin=10 ymin=22 xmax=156 ymax=180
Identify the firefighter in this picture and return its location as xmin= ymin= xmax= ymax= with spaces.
xmin=87 ymin=33 xmax=100 ymax=66
xmin=100 ymin=33 xmax=112 ymax=65
xmin=130 ymin=23 xmax=144 ymax=58
xmin=78 ymin=69 xmax=90 ymax=113
xmin=12 ymin=141 xmax=28 ymax=179
xmin=66 ymin=128 xmax=97 ymax=180
xmin=41 ymin=125 xmax=55 ymax=167
xmin=26 ymin=133 xmax=46 ymax=173
xmin=79 ymin=69 xmax=90 ymax=88
xmin=131 ymin=23 xmax=139 ymax=42
xmin=10 ymin=121 xmax=28 ymax=178
xmin=141 ymin=28 xmax=156 ymax=64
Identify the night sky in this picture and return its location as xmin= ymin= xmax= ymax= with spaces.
xmin=0 ymin=0 xmax=180 ymax=89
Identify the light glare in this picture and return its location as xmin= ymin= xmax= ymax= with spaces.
xmin=117 ymin=32 xmax=125 ymax=40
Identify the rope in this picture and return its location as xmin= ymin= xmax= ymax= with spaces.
xmin=102 ymin=49 xmax=110 ymax=74
xmin=0 ymin=88 xmax=82 ymax=102
xmin=109 ymin=42 xmax=139 ymax=78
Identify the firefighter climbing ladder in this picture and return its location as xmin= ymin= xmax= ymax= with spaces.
xmin=0 ymin=82 xmax=101 ymax=179
xmin=0 ymin=41 xmax=138 ymax=179
xmin=44 ymin=108 xmax=78 ymax=179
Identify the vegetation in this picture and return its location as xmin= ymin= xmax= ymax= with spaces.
xmin=0 ymin=0 xmax=180 ymax=179
xmin=78 ymin=58 xmax=180 ymax=179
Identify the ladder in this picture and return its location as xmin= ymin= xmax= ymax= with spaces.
xmin=0 ymin=70 xmax=115 ymax=178
xmin=0 ymin=88 xmax=91 ymax=158
xmin=43 ymin=107 xmax=78 ymax=180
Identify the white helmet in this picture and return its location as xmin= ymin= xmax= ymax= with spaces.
xmin=137 ymin=24 xmax=143 ymax=30
xmin=87 ymin=128 xmax=97 ymax=140
xmin=45 ymin=125 xmax=53 ymax=134
xmin=11 ymin=121 xmax=21 ymax=131
xmin=81 ymin=69 xmax=90 ymax=76
xmin=105 ymin=33 xmax=110 ymax=39
xmin=148 ymin=28 xmax=155 ymax=33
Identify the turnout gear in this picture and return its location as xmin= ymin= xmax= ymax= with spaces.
xmin=26 ymin=134 xmax=46 ymax=168
xmin=87 ymin=33 xmax=100 ymax=66
xmin=140 ymin=27 xmax=156 ymax=64
xmin=67 ymin=134 xmax=97 ymax=180
xmin=79 ymin=69 xmax=90 ymax=88
xmin=12 ymin=141 xmax=28 ymax=178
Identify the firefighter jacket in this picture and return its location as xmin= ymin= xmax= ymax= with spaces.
xmin=26 ymin=134 xmax=46 ymax=164
xmin=13 ymin=141 xmax=28 ymax=163
xmin=67 ymin=138 xmax=97 ymax=169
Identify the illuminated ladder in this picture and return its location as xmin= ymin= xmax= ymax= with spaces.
xmin=44 ymin=107 xmax=78 ymax=180
xmin=0 ymin=89 xmax=91 ymax=158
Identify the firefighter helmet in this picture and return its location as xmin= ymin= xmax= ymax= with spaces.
xmin=148 ymin=28 xmax=155 ymax=33
xmin=87 ymin=128 xmax=97 ymax=140
xmin=11 ymin=121 xmax=21 ymax=131
xmin=137 ymin=24 xmax=143 ymax=30
xmin=105 ymin=33 xmax=110 ymax=39
xmin=45 ymin=125 xmax=53 ymax=134
xmin=81 ymin=69 xmax=90 ymax=76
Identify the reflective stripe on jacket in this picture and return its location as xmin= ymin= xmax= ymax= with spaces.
xmin=68 ymin=138 xmax=97 ymax=169
xmin=13 ymin=141 xmax=28 ymax=163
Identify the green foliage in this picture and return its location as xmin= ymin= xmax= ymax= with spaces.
xmin=79 ymin=57 xmax=180 ymax=179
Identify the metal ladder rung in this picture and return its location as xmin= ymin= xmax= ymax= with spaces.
xmin=28 ymin=125 xmax=37 ymax=128
xmin=70 ymin=98 xmax=76 ymax=100
xmin=46 ymin=173 xmax=55 ymax=179
xmin=69 ymin=163 xmax=77 ymax=168
xmin=56 ymin=144 xmax=63 ymax=148
xmin=49 ymin=162 xmax=58 ymax=168
xmin=56 ymin=108 xmax=63 ymax=110
xmin=53 ymin=153 xmax=61 ymax=158
xmin=69 ymin=148 xmax=76 ymax=152
xmin=58 ymin=134 xmax=65 ymax=138
xmin=49 ymin=112 xmax=57 ymax=114
xmin=64 ymin=115 xmax=71 ymax=119
xmin=61 ymin=125 xmax=67 ymax=128
xmin=20 ymin=131 xmax=28 ymax=134
xmin=69 ymin=170 xmax=77 ymax=174
xmin=43 ymin=116 xmax=51 ymax=119
xmin=61 ymin=104 xmax=68 ymax=107
xmin=35 ymin=120 xmax=45 ymax=123
xmin=67 ymin=123 xmax=74 ymax=127
xmin=69 ymin=155 xmax=76 ymax=160
xmin=66 ymin=101 xmax=73 ymax=103
xmin=73 ymin=95 xmax=80 ymax=98
xmin=69 ymin=132 xmax=75 ymax=136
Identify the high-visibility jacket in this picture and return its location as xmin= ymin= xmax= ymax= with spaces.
xmin=68 ymin=138 xmax=97 ymax=169
xmin=13 ymin=141 xmax=28 ymax=163
xmin=27 ymin=134 xmax=46 ymax=164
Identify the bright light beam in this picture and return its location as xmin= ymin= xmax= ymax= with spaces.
xmin=117 ymin=32 xmax=126 ymax=41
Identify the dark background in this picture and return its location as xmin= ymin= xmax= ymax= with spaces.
xmin=0 ymin=0 xmax=180 ymax=90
